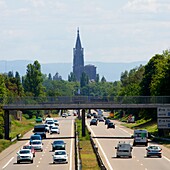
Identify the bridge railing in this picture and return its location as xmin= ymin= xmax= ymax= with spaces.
xmin=2 ymin=96 xmax=170 ymax=105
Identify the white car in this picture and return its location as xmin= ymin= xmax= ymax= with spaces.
xmin=62 ymin=113 xmax=68 ymax=117
xmin=17 ymin=149 xmax=33 ymax=164
xmin=44 ymin=124 xmax=50 ymax=133
xmin=31 ymin=140 xmax=43 ymax=151
xmin=46 ymin=121 xmax=55 ymax=129
xmin=52 ymin=150 xmax=68 ymax=164
xmin=50 ymin=126 xmax=60 ymax=134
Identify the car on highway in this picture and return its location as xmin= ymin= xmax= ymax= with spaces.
xmin=29 ymin=134 xmax=42 ymax=144
xmin=51 ymin=140 xmax=66 ymax=151
xmin=50 ymin=126 xmax=60 ymax=134
xmin=115 ymin=142 xmax=133 ymax=158
xmin=146 ymin=145 xmax=162 ymax=158
xmin=105 ymin=119 xmax=110 ymax=125
xmin=31 ymin=140 xmax=43 ymax=152
xmin=44 ymin=124 xmax=50 ymax=133
xmin=87 ymin=113 xmax=91 ymax=119
xmin=133 ymin=129 xmax=148 ymax=146
xmin=23 ymin=145 xmax=35 ymax=157
xmin=52 ymin=150 xmax=68 ymax=164
xmin=17 ymin=149 xmax=34 ymax=164
xmin=46 ymin=121 xmax=55 ymax=130
xmin=107 ymin=122 xmax=115 ymax=129
xmin=33 ymin=124 xmax=47 ymax=139
xmin=62 ymin=113 xmax=68 ymax=117
xmin=98 ymin=117 xmax=105 ymax=122
xmin=54 ymin=119 xmax=59 ymax=126
xmin=90 ymin=118 xmax=98 ymax=126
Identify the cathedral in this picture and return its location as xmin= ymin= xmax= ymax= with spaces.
xmin=73 ymin=29 xmax=96 ymax=81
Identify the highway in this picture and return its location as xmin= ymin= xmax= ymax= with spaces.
xmin=0 ymin=116 xmax=75 ymax=170
xmin=86 ymin=118 xmax=170 ymax=170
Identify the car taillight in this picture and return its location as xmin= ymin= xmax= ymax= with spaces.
xmin=158 ymin=150 xmax=162 ymax=152
xmin=147 ymin=150 xmax=151 ymax=152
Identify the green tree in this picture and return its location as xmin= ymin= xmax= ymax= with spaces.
xmin=80 ymin=72 xmax=89 ymax=88
xmin=23 ymin=60 xmax=45 ymax=97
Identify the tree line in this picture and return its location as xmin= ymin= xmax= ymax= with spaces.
xmin=1 ymin=50 xmax=170 ymax=138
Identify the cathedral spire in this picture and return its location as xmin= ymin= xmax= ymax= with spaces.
xmin=75 ymin=28 xmax=82 ymax=49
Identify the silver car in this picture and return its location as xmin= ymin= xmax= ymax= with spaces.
xmin=146 ymin=145 xmax=162 ymax=158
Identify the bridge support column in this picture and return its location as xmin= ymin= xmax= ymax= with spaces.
xmin=4 ymin=110 xmax=10 ymax=140
xmin=82 ymin=109 xmax=86 ymax=137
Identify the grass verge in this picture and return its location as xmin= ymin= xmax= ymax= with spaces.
xmin=0 ymin=116 xmax=35 ymax=153
xmin=76 ymin=119 xmax=100 ymax=170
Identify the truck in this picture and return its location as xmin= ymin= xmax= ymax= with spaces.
xmin=133 ymin=129 xmax=148 ymax=146
xmin=115 ymin=141 xmax=133 ymax=158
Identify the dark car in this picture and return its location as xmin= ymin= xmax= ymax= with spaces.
xmin=146 ymin=145 xmax=162 ymax=158
xmin=105 ymin=119 xmax=110 ymax=125
xmin=87 ymin=114 xmax=91 ymax=119
xmin=107 ymin=122 xmax=115 ymax=129
xmin=90 ymin=119 xmax=98 ymax=126
xmin=51 ymin=140 xmax=66 ymax=151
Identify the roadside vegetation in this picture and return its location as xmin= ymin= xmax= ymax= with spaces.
xmin=76 ymin=119 xmax=100 ymax=170
xmin=0 ymin=115 xmax=35 ymax=153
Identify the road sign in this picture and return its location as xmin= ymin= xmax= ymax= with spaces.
xmin=157 ymin=118 xmax=170 ymax=129
xmin=157 ymin=107 xmax=170 ymax=117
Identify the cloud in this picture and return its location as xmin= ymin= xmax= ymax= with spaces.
xmin=123 ymin=0 xmax=158 ymax=13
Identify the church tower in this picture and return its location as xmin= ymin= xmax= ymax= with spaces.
xmin=73 ymin=28 xmax=84 ymax=81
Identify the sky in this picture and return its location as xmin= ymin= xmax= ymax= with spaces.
xmin=0 ymin=0 xmax=170 ymax=64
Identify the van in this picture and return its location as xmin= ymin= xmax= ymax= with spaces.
xmin=115 ymin=141 xmax=133 ymax=158
xmin=133 ymin=129 xmax=148 ymax=146
xmin=33 ymin=125 xmax=47 ymax=139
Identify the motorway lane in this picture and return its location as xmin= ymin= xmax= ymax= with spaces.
xmin=86 ymin=118 xmax=170 ymax=170
xmin=0 ymin=116 xmax=75 ymax=170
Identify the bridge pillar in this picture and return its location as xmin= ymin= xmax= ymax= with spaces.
xmin=82 ymin=109 xmax=86 ymax=137
xmin=4 ymin=110 xmax=10 ymax=140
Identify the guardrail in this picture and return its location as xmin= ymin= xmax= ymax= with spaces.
xmin=2 ymin=96 xmax=170 ymax=105
xmin=10 ymin=133 xmax=21 ymax=142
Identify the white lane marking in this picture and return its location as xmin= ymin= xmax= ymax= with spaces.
xmin=69 ymin=119 xmax=74 ymax=170
xmin=2 ymin=157 xmax=14 ymax=169
xmin=37 ymin=165 xmax=39 ymax=168
xmin=163 ymin=155 xmax=170 ymax=162
xmin=86 ymin=123 xmax=113 ymax=170
xmin=118 ymin=127 xmax=131 ymax=135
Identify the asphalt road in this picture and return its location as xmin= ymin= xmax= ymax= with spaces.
xmin=86 ymin=118 xmax=170 ymax=170
xmin=0 ymin=116 xmax=75 ymax=170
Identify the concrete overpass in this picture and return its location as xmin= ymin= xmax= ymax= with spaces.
xmin=2 ymin=96 xmax=170 ymax=140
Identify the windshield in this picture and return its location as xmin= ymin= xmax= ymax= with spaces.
xmin=48 ymin=121 xmax=54 ymax=124
xmin=53 ymin=141 xmax=64 ymax=144
xmin=55 ymin=151 xmax=66 ymax=155
xmin=32 ymin=141 xmax=41 ymax=145
xmin=135 ymin=133 xmax=147 ymax=137
xmin=19 ymin=150 xmax=30 ymax=154
xmin=23 ymin=146 xmax=31 ymax=149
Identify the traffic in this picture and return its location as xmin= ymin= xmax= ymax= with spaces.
xmin=0 ymin=113 xmax=75 ymax=170
xmin=0 ymin=109 xmax=170 ymax=170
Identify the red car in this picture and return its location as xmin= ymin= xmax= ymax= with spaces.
xmin=23 ymin=145 xmax=35 ymax=157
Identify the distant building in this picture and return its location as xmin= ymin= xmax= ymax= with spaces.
xmin=73 ymin=28 xmax=97 ymax=81
xmin=84 ymin=64 xmax=96 ymax=81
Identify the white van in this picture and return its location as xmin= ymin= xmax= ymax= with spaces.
xmin=115 ymin=141 xmax=133 ymax=158
xmin=133 ymin=129 xmax=148 ymax=146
